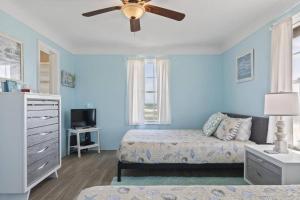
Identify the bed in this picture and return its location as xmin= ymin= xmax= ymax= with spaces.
xmin=77 ymin=185 xmax=300 ymax=200
xmin=119 ymin=129 xmax=255 ymax=164
xmin=117 ymin=113 xmax=269 ymax=182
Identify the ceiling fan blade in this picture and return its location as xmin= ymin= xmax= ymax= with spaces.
xmin=130 ymin=18 xmax=141 ymax=32
xmin=82 ymin=6 xmax=121 ymax=17
xmin=145 ymin=5 xmax=185 ymax=21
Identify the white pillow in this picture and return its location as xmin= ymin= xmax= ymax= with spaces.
xmin=235 ymin=117 xmax=252 ymax=141
xmin=214 ymin=117 xmax=241 ymax=141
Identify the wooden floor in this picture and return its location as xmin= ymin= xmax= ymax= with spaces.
xmin=29 ymin=150 xmax=243 ymax=200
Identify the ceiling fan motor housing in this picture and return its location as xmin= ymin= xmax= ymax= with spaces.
xmin=122 ymin=3 xmax=145 ymax=19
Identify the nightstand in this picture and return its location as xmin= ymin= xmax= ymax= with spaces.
xmin=244 ymin=144 xmax=300 ymax=185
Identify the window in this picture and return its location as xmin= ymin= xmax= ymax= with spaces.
xmin=144 ymin=59 xmax=158 ymax=122
xmin=293 ymin=30 xmax=300 ymax=146
xmin=127 ymin=58 xmax=171 ymax=125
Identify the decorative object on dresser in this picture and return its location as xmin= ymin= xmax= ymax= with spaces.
xmin=3 ymin=80 xmax=19 ymax=92
xmin=0 ymin=93 xmax=61 ymax=200
xmin=264 ymin=92 xmax=300 ymax=153
xmin=245 ymin=145 xmax=300 ymax=185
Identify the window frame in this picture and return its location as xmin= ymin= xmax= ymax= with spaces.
xmin=144 ymin=58 xmax=159 ymax=124
xmin=292 ymin=26 xmax=300 ymax=147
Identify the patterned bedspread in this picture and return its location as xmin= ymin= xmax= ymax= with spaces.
xmin=77 ymin=185 xmax=300 ymax=200
xmin=118 ymin=129 xmax=254 ymax=164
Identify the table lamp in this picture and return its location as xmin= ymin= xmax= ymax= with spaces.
xmin=264 ymin=92 xmax=300 ymax=153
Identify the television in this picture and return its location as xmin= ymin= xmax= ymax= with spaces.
xmin=71 ymin=109 xmax=96 ymax=129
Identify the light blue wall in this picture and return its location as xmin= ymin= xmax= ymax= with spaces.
xmin=0 ymin=10 xmax=76 ymax=156
xmin=74 ymin=55 xmax=223 ymax=149
xmin=222 ymin=4 xmax=300 ymax=117
xmin=222 ymin=25 xmax=271 ymax=116
xmin=3 ymin=2 xmax=300 ymax=152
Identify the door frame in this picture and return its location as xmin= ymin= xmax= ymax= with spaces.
xmin=37 ymin=40 xmax=60 ymax=94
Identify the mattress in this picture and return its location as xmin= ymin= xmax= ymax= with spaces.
xmin=77 ymin=185 xmax=300 ymax=200
xmin=118 ymin=129 xmax=254 ymax=164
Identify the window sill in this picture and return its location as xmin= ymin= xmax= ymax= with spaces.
xmin=129 ymin=122 xmax=171 ymax=126
xmin=144 ymin=122 xmax=171 ymax=125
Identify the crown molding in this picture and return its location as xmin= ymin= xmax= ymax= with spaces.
xmin=72 ymin=44 xmax=223 ymax=55
xmin=1 ymin=1 xmax=300 ymax=56
xmin=219 ymin=1 xmax=300 ymax=53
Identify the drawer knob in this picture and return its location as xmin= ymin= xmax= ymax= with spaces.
xmin=256 ymin=171 xmax=262 ymax=177
xmin=37 ymin=162 xmax=48 ymax=171
xmin=40 ymin=132 xmax=51 ymax=136
xmin=37 ymin=146 xmax=48 ymax=154
xmin=41 ymin=116 xmax=52 ymax=120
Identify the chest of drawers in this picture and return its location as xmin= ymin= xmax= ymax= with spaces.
xmin=0 ymin=93 xmax=61 ymax=200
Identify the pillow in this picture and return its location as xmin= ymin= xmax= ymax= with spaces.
xmin=235 ymin=117 xmax=252 ymax=141
xmin=214 ymin=117 xmax=241 ymax=141
xmin=203 ymin=112 xmax=227 ymax=136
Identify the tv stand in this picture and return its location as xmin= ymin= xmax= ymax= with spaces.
xmin=67 ymin=127 xmax=101 ymax=158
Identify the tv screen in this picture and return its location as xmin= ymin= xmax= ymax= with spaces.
xmin=71 ymin=109 xmax=96 ymax=128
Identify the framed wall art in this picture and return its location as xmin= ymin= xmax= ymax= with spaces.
xmin=0 ymin=33 xmax=23 ymax=81
xmin=236 ymin=49 xmax=254 ymax=83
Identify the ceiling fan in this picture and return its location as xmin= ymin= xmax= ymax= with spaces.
xmin=82 ymin=0 xmax=185 ymax=32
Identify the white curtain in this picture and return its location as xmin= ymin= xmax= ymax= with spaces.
xmin=267 ymin=18 xmax=293 ymax=144
xmin=127 ymin=59 xmax=145 ymax=125
xmin=156 ymin=59 xmax=171 ymax=124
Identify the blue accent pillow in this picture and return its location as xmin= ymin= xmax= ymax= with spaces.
xmin=203 ymin=112 xmax=226 ymax=136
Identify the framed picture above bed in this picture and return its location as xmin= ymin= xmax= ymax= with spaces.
xmin=236 ymin=49 xmax=254 ymax=83
xmin=0 ymin=33 xmax=23 ymax=81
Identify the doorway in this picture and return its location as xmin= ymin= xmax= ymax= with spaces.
xmin=38 ymin=41 xmax=59 ymax=94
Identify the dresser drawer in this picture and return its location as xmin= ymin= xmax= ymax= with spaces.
xmin=246 ymin=152 xmax=282 ymax=185
xmin=27 ymin=124 xmax=59 ymax=147
xmin=247 ymin=152 xmax=281 ymax=175
xmin=27 ymin=123 xmax=58 ymax=136
xmin=27 ymin=130 xmax=59 ymax=147
xmin=27 ymin=139 xmax=58 ymax=166
xmin=27 ymin=100 xmax=59 ymax=111
xmin=27 ymin=152 xmax=59 ymax=186
xmin=27 ymin=110 xmax=58 ymax=118
xmin=27 ymin=116 xmax=58 ymax=129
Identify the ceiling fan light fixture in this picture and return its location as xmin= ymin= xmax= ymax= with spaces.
xmin=122 ymin=3 xmax=145 ymax=19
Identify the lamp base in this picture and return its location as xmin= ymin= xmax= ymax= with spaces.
xmin=273 ymin=140 xmax=289 ymax=154
xmin=273 ymin=119 xmax=289 ymax=154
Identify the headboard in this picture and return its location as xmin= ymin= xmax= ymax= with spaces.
xmin=224 ymin=113 xmax=269 ymax=144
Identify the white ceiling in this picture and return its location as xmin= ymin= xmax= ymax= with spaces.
xmin=1 ymin=0 xmax=300 ymax=54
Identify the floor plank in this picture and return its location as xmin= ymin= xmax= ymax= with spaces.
xmin=30 ymin=151 xmax=117 ymax=200
xmin=29 ymin=150 xmax=243 ymax=200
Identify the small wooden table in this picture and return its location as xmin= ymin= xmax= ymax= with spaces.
xmin=67 ymin=127 xmax=101 ymax=158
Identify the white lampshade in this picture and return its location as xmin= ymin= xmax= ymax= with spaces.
xmin=264 ymin=92 xmax=300 ymax=116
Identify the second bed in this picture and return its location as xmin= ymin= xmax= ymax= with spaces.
xmin=117 ymin=113 xmax=269 ymax=182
